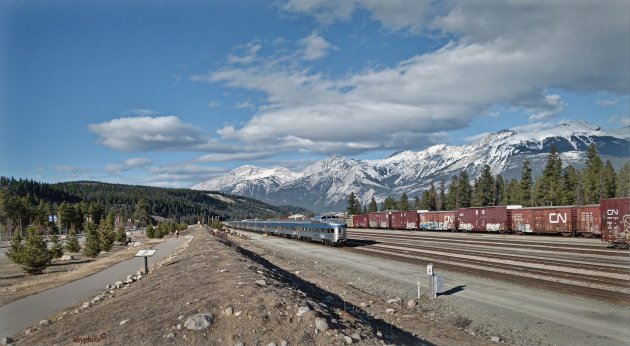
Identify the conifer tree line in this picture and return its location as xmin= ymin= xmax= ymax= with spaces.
xmin=0 ymin=178 xmax=307 ymax=240
xmin=348 ymin=144 xmax=629 ymax=213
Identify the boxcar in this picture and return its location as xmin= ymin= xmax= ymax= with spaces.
xmin=352 ymin=214 xmax=369 ymax=229
xmin=528 ymin=206 xmax=576 ymax=235
xmin=419 ymin=211 xmax=457 ymax=231
xmin=457 ymin=206 xmax=510 ymax=232
xmin=575 ymin=205 xmax=601 ymax=236
xmin=390 ymin=211 xmax=419 ymax=230
xmin=369 ymin=212 xmax=391 ymax=229
xmin=600 ymin=197 xmax=630 ymax=247
xmin=511 ymin=208 xmax=533 ymax=234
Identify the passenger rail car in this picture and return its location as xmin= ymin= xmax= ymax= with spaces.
xmin=225 ymin=217 xmax=347 ymax=246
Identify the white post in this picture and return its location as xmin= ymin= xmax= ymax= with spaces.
xmin=417 ymin=280 xmax=421 ymax=300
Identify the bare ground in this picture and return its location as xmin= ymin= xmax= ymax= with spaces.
xmin=13 ymin=226 xmax=491 ymax=346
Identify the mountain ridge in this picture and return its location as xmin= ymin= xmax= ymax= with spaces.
xmin=192 ymin=121 xmax=630 ymax=211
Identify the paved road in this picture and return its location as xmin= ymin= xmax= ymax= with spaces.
xmin=0 ymin=237 xmax=184 ymax=338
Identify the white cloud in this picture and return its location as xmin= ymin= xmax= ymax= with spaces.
xmin=55 ymin=165 xmax=78 ymax=173
xmin=234 ymin=101 xmax=256 ymax=109
xmin=207 ymin=101 xmax=222 ymax=108
xmin=227 ymin=42 xmax=262 ymax=65
xmin=597 ymin=99 xmax=618 ymax=107
xmin=191 ymin=0 xmax=628 ymax=157
xmin=89 ymin=116 xmax=211 ymax=152
xmin=299 ymin=33 xmax=337 ymax=61
xmin=608 ymin=115 xmax=630 ymax=127
xmin=106 ymin=157 xmax=153 ymax=173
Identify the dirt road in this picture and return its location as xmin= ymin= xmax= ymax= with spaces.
xmin=0 ymin=237 xmax=184 ymax=338
xmin=239 ymin=231 xmax=630 ymax=346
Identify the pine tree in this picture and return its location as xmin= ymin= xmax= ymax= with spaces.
xmin=603 ymin=160 xmax=617 ymax=198
xmin=583 ymin=143 xmax=604 ymax=204
xmin=471 ymin=178 xmax=484 ymax=207
xmin=65 ymin=227 xmax=81 ymax=252
xmin=438 ymin=180 xmax=446 ymax=211
xmin=428 ymin=182 xmax=437 ymax=210
xmin=20 ymin=226 xmax=52 ymax=274
xmin=520 ymin=160 xmax=533 ymax=207
xmin=7 ymin=232 xmax=24 ymax=265
xmin=399 ymin=192 xmax=410 ymax=211
xmin=414 ymin=194 xmax=421 ymax=210
xmin=458 ymin=171 xmax=472 ymax=208
xmin=133 ymin=198 xmax=151 ymax=227
xmin=83 ymin=222 xmax=101 ymax=258
xmin=561 ymin=165 xmax=580 ymax=205
xmin=115 ymin=225 xmax=127 ymax=243
xmin=494 ymin=174 xmax=505 ymax=206
xmin=155 ymin=222 xmax=165 ymax=239
xmin=368 ymin=197 xmax=378 ymax=212
xmin=98 ymin=218 xmax=115 ymax=251
xmin=346 ymin=193 xmax=361 ymax=215
xmin=616 ymin=161 xmax=630 ymax=197
xmin=445 ymin=176 xmax=458 ymax=210
xmin=49 ymin=234 xmax=64 ymax=258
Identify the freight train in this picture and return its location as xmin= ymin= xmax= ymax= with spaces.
xmin=225 ymin=214 xmax=347 ymax=246
xmin=351 ymin=198 xmax=630 ymax=247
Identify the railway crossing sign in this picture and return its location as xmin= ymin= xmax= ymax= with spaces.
xmin=426 ymin=263 xmax=433 ymax=275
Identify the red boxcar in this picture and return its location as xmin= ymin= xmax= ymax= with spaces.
xmin=531 ymin=206 xmax=576 ymax=234
xmin=390 ymin=211 xmax=419 ymax=230
xmin=419 ymin=211 xmax=457 ymax=231
xmin=368 ymin=212 xmax=391 ymax=229
xmin=600 ymin=197 xmax=630 ymax=246
xmin=457 ymin=206 xmax=510 ymax=232
xmin=352 ymin=214 xmax=369 ymax=229
xmin=575 ymin=205 xmax=601 ymax=236
xmin=511 ymin=208 xmax=533 ymax=234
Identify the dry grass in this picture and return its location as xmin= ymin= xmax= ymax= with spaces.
xmin=448 ymin=314 xmax=473 ymax=329
xmin=0 ymin=239 xmax=164 ymax=306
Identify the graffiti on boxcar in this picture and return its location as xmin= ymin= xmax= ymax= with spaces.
xmin=459 ymin=223 xmax=473 ymax=231
xmin=515 ymin=223 xmax=532 ymax=233
xmin=486 ymin=223 xmax=502 ymax=232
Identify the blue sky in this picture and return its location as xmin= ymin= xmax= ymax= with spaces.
xmin=1 ymin=0 xmax=628 ymax=187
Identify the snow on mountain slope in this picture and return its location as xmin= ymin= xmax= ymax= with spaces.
xmin=193 ymin=121 xmax=630 ymax=211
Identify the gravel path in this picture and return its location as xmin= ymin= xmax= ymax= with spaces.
xmin=0 ymin=237 xmax=184 ymax=338
xmin=241 ymin=231 xmax=630 ymax=346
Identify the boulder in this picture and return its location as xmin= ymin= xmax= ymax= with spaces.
xmin=81 ymin=302 xmax=90 ymax=309
xmin=90 ymin=296 xmax=101 ymax=305
xmin=491 ymin=336 xmax=501 ymax=342
xmin=224 ymin=307 xmax=234 ymax=316
xmin=119 ymin=319 xmax=129 ymax=325
xmin=255 ymin=279 xmax=267 ymax=286
xmin=344 ymin=335 xmax=353 ymax=344
xmin=385 ymin=308 xmax=395 ymax=314
xmin=314 ymin=317 xmax=329 ymax=331
xmin=1 ymin=337 xmax=13 ymax=345
xmin=351 ymin=333 xmax=361 ymax=341
xmin=115 ymin=281 xmax=123 ymax=289
xmin=296 ymin=306 xmax=310 ymax=316
xmin=184 ymin=313 xmax=214 ymax=331
xmin=59 ymin=255 xmax=73 ymax=261
xmin=38 ymin=320 xmax=49 ymax=327
xmin=407 ymin=300 xmax=417 ymax=309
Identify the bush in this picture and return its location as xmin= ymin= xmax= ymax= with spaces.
xmin=448 ymin=314 xmax=472 ymax=329
xmin=146 ymin=224 xmax=155 ymax=238
xmin=65 ymin=228 xmax=81 ymax=252
xmin=115 ymin=226 xmax=127 ymax=243
xmin=49 ymin=234 xmax=64 ymax=258
xmin=20 ymin=226 xmax=52 ymax=274
xmin=83 ymin=223 xmax=101 ymax=258
xmin=155 ymin=223 xmax=164 ymax=239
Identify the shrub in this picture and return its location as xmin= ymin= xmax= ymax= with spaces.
xmin=20 ymin=226 xmax=53 ymax=274
xmin=99 ymin=224 xmax=115 ymax=252
xmin=83 ymin=223 xmax=101 ymax=258
xmin=65 ymin=228 xmax=81 ymax=252
xmin=49 ymin=234 xmax=64 ymax=258
xmin=448 ymin=314 xmax=472 ymax=329
xmin=155 ymin=223 xmax=164 ymax=239
xmin=146 ymin=224 xmax=155 ymax=238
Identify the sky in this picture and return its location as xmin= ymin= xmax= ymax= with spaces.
xmin=1 ymin=0 xmax=628 ymax=188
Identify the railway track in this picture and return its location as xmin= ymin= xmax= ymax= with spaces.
xmin=344 ymin=230 xmax=630 ymax=304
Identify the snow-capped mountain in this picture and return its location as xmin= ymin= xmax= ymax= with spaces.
xmin=192 ymin=121 xmax=630 ymax=211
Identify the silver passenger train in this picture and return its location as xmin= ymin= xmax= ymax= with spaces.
xmin=225 ymin=215 xmax=347 ymax=246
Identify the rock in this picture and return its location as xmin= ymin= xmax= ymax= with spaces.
xmin=176 ymin=324 xmax=182 ymax=330
xmin=73 ymin=309 xmax=79 ymax=314
xmin=106 ymin=284 xmax=111 ymax=290
xmin=351 ymin=333 xmax=361 ymax=341
xmin=385 ymin=308 xmax=395 ymax=314
xmin=359 ymin=302 xmax=367 ymax=308
xmin=220 ymin=269 xmax=228 ymax=273
xmin=119 ymin=319 xmax=129 ymax=325
xmin=115 ymin=281 xmax=123 ymax=288
xmin=314 ymin=317 xmax=329 ymax=331
xmin=280 ymin=340 xmax=288 ymax=346
xmin=255 ymin=279 xmax=267 ymax=286
xmin=234 ymin=311 xmax=242 ymax=317
xmin=60 ymin=254 xmax=73 ymax=261
xmin=38 ymin=319 xmax=49 ymax=327
xmin=386 ymin=298 xmax=400 ymax=304
xmin=296 ymin=306 xmax=310 ymax=316
xmin=127 ymin=274 xmax=133 ymax=282
xmin=266 ymin=343 xmax=276 ymax=346
xmin=224 ymin=307 xmax=234 ymax=316
xmin=407 ymin=300 xmax=417 ymax=309
xmin=491 ymin=336 xmax=501 ymax=342
xmin=166 ymin=333 xmax=174 ymax=338
xmin=177 ymin=315 xmax=184 ymax=320
xmin=91 ymin=296 xmax=102 ymax=305
xmin=344 ymin=335 xmax=353 ymax=344
xmin=1 ymin=337 xmax=13 ymax=345
xmin=234 ymin=343 xmax=244 ymax=346
xmin=184 ymin=313 xmax=214 ymax=330
xmin=376 ymin=331 xmax=383 ymax=338
xmin=136 ymin=270 xmax=143 ymax=276
xmin=24 ymin=328 xmax=33 ymax=335
xmin=81 ymin=302 xmax=90 ymax=309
